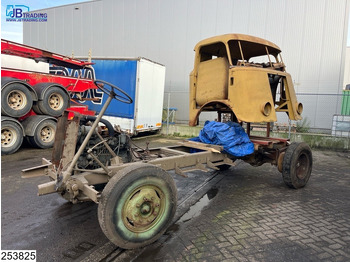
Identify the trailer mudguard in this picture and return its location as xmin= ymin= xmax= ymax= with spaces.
xmin=32 ymin=82 xmax=69 ymax=100
xmin=20 ymin=115 xmax=57 ymax=137
xmin=1 ymin=116 xmax=25 ymax=136
xmin=1 ymin=77 xmax=38 ymax=101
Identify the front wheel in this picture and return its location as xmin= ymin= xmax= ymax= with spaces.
xmin=98 ymin=163 xmax=177 ymax=249
xmin=282 ymin=142 xmax=312 ymax=189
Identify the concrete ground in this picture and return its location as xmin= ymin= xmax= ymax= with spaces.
xmin=130 ymin=149 xmax=350 ymax=262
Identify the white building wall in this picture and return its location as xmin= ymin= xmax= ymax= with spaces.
xmin=343 ymin=47 xmax=350 ymax=89
xmin=23 ymin=0 xmax=350 ymax=130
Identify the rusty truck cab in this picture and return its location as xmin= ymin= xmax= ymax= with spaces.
xmin=189 ymin=34 xmax=303 ymax=126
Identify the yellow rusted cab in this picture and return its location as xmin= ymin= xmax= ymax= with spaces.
xmin=189 ymin=34 xmax=303 ymax=126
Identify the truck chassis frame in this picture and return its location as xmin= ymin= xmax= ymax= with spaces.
xmin=22 ymin=82 xmax=312 ymax=250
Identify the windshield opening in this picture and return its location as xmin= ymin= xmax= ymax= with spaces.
xmin=199 ymin=42 xmax=228 ymax=62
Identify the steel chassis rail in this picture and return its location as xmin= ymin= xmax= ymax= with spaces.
xmin=21 ymin=87 xmax=289 ymax=204
xmin=22 ymin=136 xmax=288 ymax=204
xmin=22 ymin=140 xmax=236 ymax=202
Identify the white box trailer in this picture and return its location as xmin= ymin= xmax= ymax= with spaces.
xmin=73 ymin=57 xmax=166 ymax=135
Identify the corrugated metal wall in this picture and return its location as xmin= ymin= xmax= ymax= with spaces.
xmin=343 ymin=47 xmax=350 ymax=89
xmin=23 ymin=0 xmax=350 ymax=130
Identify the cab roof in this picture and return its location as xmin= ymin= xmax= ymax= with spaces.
xmin=194 ymin=34 xmax=281 ymax=59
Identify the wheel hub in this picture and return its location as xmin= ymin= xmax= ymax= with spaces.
xmin=7 ymin=90 xmax=27 ymax=110
xmin=141 ymin=202 xmax=151 ymax=214
xmin=296 ymin=153 xmax=309 ymax=180
xmin=40 ymin=126 xmax=55 ymax=142
xmin=49 ymin=93 xmax=64 ymax=110
xmin=1 ymin=128 xmax=17 ymax=148
xmin=123 ymin=186 xmax=163 ymax=232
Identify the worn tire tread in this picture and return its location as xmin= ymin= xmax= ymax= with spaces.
xmin=1 ymin=84 xmax=33 ymax=118
xmin=282 ymin=142 xmax=312 ymax=189
xmin=98 ymin=163 xmax=177 ymax=249
xmin=1 ymin=120 xmax=23 ymax=155
xmin=38 ymin=87 xmax=69 ymax=117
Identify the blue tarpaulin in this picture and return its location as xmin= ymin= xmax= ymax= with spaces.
xmin=190 ymin=121 xmax=254 ymax=157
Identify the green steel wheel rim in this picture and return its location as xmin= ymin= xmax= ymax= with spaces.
xmin=98 ymin=163 xmax=177 ymax=249
xmin=121 ymin=184 xmax=166 ymax=233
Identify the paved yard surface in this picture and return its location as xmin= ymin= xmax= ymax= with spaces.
xmin=2 ymin=138 xmax=349 ymax=262
xmin=132 ymin=150 xmax=350 ymax=262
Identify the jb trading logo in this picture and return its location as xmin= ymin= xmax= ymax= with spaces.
xmin=6 ymin=5 xmax=47 ymax=22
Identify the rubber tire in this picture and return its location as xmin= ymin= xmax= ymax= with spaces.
xmin=37 ymin=87 xmax=69 ymax=117
xmin=282 ymin=142 xmax=312 ymax=189
xmin=1 ymin=120 xmax=23 ymax=155
xmin=32 ymin=102 xmax=44 ymax=115
xmin=98 ymin=163 xmax=177 ymax=249
xmin=27 ymin=119 xmax=57 ymax=149
xmin=1 ymin=83 xmax=33 ymax=118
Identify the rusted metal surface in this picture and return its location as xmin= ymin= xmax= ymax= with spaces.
xmin=60 ymin=94 xmax=115 ymax=186
xmin=193 ymin=34 xmax=281 ymax=57
xmin=1 ymin=39 xmax=93 ymax=69
xmin=51 ymin=112 xmax=80 ymax=169
xmin=266 ymin=122 xmax=271 ymax=137
xmin=21 ymin=158 xmax=51 ymax=178
xmin=189 ymin=34 xmax=303 ymax=126
xmin=28 ymin=126 xmax=293 ymax=203
xmin=122 ymin=185 xmax=163 ymax=232
xmin=179 ymin=140 xmax=223 ymax=153
xmin=277 ymin=152 xmax=285 ymax=172
xmin=28 ymin=140 xmax=233 ymax=203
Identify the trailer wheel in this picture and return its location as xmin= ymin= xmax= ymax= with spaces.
xmin=32 ymin=103 xmax=44 ymax=115
xmin=1 ymin=83 xmax=33 ymax=117
xmin=1 ymin=120 xmax=23 ymax=155
xmin=27 ymin=119 xmax=57 ymax=148
xmin=37 ymin=87 xmax=69 ymax=117
xmin=98 ymin=163 xmax=177 ymax=249
xmin=282 ymin=142 xmax=312 ymax=189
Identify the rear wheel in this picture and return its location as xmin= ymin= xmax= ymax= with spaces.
xmin=282 ymin=142 xmax=312 ymax=189
xmin=1 ymin=120 xmax=23 ymax=155
xmin=27 ymin=119 xmax=57 ymax=148
xmin=98 ymin=163 xmax=177 ymax=249
xmin=1 ymin=83 xmax=33 ymax=117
